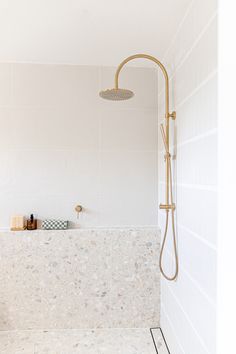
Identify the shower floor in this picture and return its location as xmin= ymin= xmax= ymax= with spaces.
xmin=0 ymin=328 xmax=169 ymax=354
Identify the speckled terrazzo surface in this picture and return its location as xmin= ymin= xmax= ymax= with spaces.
xmin=0 ymin=228 xmax=160 ymax=330
xmin=0 ymin=328 xmax=168 ymax=354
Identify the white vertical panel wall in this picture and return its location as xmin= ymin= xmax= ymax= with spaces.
xmin=158 ymin=0 xmax=217 ymax=353
xmin=0 ymin=64 xmax=158 ymax=229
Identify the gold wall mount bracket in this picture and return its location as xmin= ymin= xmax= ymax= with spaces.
xmin=168 ymin=111 xmax=176 ymax=120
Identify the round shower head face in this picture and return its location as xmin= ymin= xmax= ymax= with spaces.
xmin=99 ymin=88 xmax=134 ymax=101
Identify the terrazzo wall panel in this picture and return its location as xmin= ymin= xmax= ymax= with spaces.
xmin=0 ymin=227 xmax=160 ymax=330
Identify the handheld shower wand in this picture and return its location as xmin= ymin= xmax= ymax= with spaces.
xmin=99 ymin=54 xmax=179 ymax=281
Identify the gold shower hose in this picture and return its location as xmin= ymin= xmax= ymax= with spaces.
xmin=159 ymin=148 xmax=179 ymax=281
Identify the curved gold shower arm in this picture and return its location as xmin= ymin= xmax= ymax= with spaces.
xmin=114 ymin=53 xmax=171 ymax=119
xmin=114 ymin=53 xmax=175 ymax=207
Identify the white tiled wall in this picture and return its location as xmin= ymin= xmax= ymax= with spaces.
xmin=158 ymin=1 xmax=217 ymax=353
xmin=0 ymin=64 xmax=158 ymax=229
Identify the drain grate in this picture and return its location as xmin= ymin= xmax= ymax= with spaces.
xmin=150 ymin=327 xmax=170 ymax=354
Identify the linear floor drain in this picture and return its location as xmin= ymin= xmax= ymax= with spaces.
xmin=150 ymin=327 xmax=170 ymax=354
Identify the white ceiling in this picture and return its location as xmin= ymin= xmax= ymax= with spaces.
xmin=0 ymin=0 xmax=191 ymax=66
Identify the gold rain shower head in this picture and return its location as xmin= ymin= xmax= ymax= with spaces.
xmin=99 ymin=88 xmax=134 ymax=101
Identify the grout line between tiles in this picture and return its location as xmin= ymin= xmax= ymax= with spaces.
xmin=165 ymin=249 xmax=216 ymax=308
xmin=0 ymin=327 xmax=161 ymax=334
xmin=174 ymin=70 xmax=217 ymax=110
xmin=176 ymin=128 xmax=217 ymax=148
xmin=161 ymin=305 xmax=186 ymax=354
xmin=163 ymin=283 xmax=212 ymax=354
xmin=161 ymin=0 xmax=195 ymax=63
xmin=159 ymin=180 xmax=217 ymax=192
xmin=158 ymin=11 xmax=217 ymax=98
xmin=177 ymin=223 xmax=217 ymax=251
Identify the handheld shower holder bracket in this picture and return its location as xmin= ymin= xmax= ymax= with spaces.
xmin=168 ymin=111 xmax=176 ymax=120
xmin=164 ymin=152 xmax=171 ymax=161
xmin=159 ymin=203 xmax=176 ymax=211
